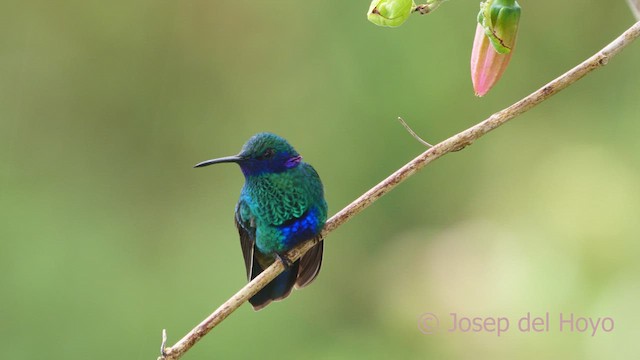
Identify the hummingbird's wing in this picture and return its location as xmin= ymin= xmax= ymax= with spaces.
xmin=276 ymin=164 xmax=325 ymax=289
xmin=295 ymin=238 xmax=323 ymax=289
xmin=234 ymin=200 xmax=256 ymax=280
xmin=293 ymin=165 xmax=326 ymax=288
xmin=236 ymin=199 xmax=299 ymax=311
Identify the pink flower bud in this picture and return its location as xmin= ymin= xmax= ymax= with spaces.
xmin=470 ymin=0 xmax=521 ymax=96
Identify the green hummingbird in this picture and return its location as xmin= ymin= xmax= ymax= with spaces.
xmin=195 ymin=133 xmax=327 ymax=310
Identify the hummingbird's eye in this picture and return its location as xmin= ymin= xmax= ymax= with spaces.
xmin=262 ymin=148 xmax=275 ymax=159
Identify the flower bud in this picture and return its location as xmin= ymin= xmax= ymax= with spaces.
xmin=470 ymin=0 xmax=521 ymax=96
xmin=367 ymin=0 xmax=414 ymax=28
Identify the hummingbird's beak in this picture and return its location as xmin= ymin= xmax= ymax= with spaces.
xmin=194 ymin=155 xmax=244 ymax=168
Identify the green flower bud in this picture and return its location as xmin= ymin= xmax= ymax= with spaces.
xmin=478 ymin=0 xmax=521 ymax=54
xmin=367 ymin=0 xmax=415 ymax=28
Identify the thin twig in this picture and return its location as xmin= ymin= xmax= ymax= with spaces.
xmin=158 ymin=20 xmax=640 ymax=360
xmin=628 ymin=0 xmax=640 ymax=20
xmin=397 ymin=117 xmax=433 ymax=147
xmin=160 ymin=329 xmax=167 ymax=356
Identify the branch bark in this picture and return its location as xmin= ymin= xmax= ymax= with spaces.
xmin=158 ymin=20 xmax=640 ymax=360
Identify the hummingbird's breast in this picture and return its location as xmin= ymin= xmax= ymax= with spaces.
xmin=241 ymin=164 xmax=327 ymax=254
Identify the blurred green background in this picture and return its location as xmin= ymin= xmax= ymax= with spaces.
xmin=2 ymin=1 xmax=639 ymax=359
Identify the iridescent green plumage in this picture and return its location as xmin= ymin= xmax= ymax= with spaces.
xmin=239 ymin=164 xmax=326 ymax=253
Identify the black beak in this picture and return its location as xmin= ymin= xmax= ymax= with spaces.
xmin=194 ymin=155 xmax=244 ymax=168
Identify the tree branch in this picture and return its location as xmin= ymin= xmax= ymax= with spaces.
xmin=158 ymin=20 xmax=640 ymax=360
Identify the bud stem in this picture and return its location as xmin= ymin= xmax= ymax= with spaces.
xmin=412 ymin=0 xmax=447 ymax=15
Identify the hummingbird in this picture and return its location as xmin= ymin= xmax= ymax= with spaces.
xmin=195 ymin=133 xmax=327 ymax=310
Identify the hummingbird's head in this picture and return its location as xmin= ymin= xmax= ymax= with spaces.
xmin=194 ymin=132 xmax=302 ymax=176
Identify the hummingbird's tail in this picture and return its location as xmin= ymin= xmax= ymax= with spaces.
xmin=249 ymin=260 xmax=299 ymax=311
xmin=249 ymin=241 xmax=324 ymax=311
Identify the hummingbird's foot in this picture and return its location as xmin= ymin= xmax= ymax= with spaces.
xmin=275 ymin=252 xmax=293 ymax=269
